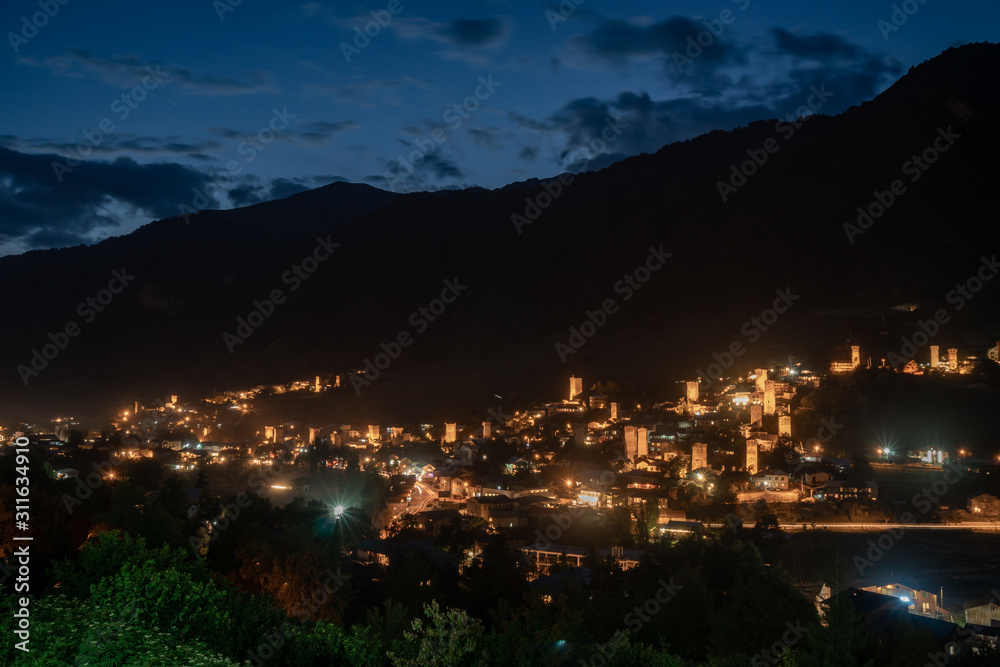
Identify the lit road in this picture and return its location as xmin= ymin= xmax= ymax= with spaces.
xmin=411 ymin=481 xmax=437 ymax=513
xmin=706 ymin=522 xmax=1000 ymax=532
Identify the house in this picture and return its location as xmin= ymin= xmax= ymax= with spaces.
xmin=608 ymin=487 xmax=671 ymax=513
xmin=967 ymin=493 xmax=1000 ymax=517
xmin=466 ymin=496 xmax=518 ymax=522
xmin=456 ymin=442 xmax=482 ymax=462
xmin=522 ymin=543 xmax=643 ymax=578
xmin=964 ymin=594 xmax=1000 ymax=626
xmin=859 ymin=581 xmax=948 ymax=619
xmin=619 ymin=469 xmax=666 ymax=489
xmin=819 ymin=480 xmax=878 ymax=501
xmin=754 ymin=469 xmax=789 ymax=490
xmin=828 ymin=588 xmax=966 ymax=659
xmin=504 ymin=456 xmax=530 ymax=474
xmin=411 ymin=509 xmax=466 ymax=536
xmin=964 ymin=623 xmax=1000 ymax=651
xmin=576 ymin=482 xmax=609 ymax=507
xmin=354 ymin=537 xmax=458 ymax=571
xmin=802 ymin=470 xmax=832 ymax=486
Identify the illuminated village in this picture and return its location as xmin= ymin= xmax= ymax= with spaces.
xmin=6 ymin=339 xmax=1000 ymax=663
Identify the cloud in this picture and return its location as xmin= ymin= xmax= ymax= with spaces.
xmin=467 ymin=126 xmax=512 ymax=148
xmin=512 ymin=26 xmax=904 ymax=170
xmin=437 ymin=18 xmax=508 ymax=47
xmin=1 ymin=134 xmax=222 ymax=160
xmin=208 ymin=120 xmax=358 ymax=145
xmin=572 ymin=16 xmax=748 ymax=73
xmin=0 ymin=146 xmax=222 ymax=255
xmin=20 ymin=48 xmax=278 ymax=96
xmin=769 ymin=28 xmax=859 ymax=60
xmin=291 ymin=120 xmax=360 ymax=143
xmin=392 ymin=16 xmax=510 ymax=48
xmin=303 ymin=75 xmax=431 ymax=106
xmin=372 ymin=146 xmax=468 ymax=192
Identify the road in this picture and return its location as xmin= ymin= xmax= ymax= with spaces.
xmin=706 ymin=522 xmax=1000 ymax=532
xmin=410 ymin=481 xmax=437 ymax=513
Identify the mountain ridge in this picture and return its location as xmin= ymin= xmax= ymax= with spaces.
xmin=2 ymin=42 xmax=999 ymax=424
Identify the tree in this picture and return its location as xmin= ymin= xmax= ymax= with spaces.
xmin=388 ymin=599 xmax=487 ymax=667
xmin=0 ymin=594 xmax=239 ymax=666
xmin=798 ymin=586 xmax=874 ymax=666
xmin=590 ymin=380 xmax=622 ymax=398
xmin=632 ymin=498 xmax=660 ymax=547
xmin=48 ymin=530 xmax=208 ymax=597
xmin=366 ymin=599 xmax=412 ymax=651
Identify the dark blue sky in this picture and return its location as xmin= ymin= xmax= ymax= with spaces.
xmin=0 ymin=0 xmax=993 ymax=256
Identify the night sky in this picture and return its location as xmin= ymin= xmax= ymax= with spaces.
xmin=0 ymin=0 xmax=994 ymax=256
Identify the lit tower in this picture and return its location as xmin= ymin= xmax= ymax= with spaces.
xmin=686 ymin=381 xmax=699 ymax=402
xmin=637 ymin=427 xmax=649 ymax=458
xmin=750 ymin=404 xmax=763 ymax=427
xmin=444 ymin=423 xmax=457 ymax=443
xmin=746 ymin=440 xmax=758 ymax=474
xmin=569 ymin=376 xmax=583 ymax=400
xmin=852 ymin=345 xmax=861 ymax=369
xmin=930 ymin=345 xmax=939 ymax=368
xmin=624 ymin=426 xmax=638 ymax=460
xmin=755 ymin=369 xmax=767 ymax=393
xmin=779 ymin=415 xmax=791 ymax=437
xmin=692 ymin=443 xmax=708 ymax=471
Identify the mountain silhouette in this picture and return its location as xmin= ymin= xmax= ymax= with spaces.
xmin=2 ymin=42 xmax=999 ymax=425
